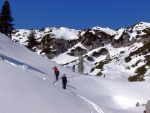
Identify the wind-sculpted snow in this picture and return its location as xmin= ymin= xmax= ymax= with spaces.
xmin=0 ymin=53 xmax=46 ymax=74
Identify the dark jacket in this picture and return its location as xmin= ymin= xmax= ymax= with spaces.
xmin=62 ymin=76 xmax=67 ymax=84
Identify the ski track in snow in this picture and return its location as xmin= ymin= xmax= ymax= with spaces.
xmin=53 ymin=81 xmax=105 ymax=113
xmin=2 ymin=54 xmax=104 ymax=113
xmin=76 ymin=94 xmax=104 ymax=113
xmin=0 ymin=55 xmax=46 ymax=74
xmin=51 ymin=78 xmax=104 ymax=113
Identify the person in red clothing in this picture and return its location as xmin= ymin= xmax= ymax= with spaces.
xmin=52 ymin=66 xmax=58 ymax=75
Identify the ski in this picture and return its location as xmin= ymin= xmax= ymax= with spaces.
xmin=67 ymin=84 xmax=77 ymax=89
xmin=53 ymin=80 xmax=57 ymax=84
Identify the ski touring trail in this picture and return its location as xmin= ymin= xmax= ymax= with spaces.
xmin=69 ymin=88 xmax=105 ymax=113
xmin=52 ymin=79 xmax=104 ymax=113
xmin=76 ymin=94 xmax=104 ymax=113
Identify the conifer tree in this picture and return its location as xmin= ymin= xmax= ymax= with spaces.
xmin=77 ymin=53 xmax=84 ymax=74
xmin=26 ymin=30 xmax=38 ymax=51
xmin=0 ymin=0 xmax=14 ymax=38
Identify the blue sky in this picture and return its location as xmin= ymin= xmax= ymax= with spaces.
xmin=0 ymin=0 xmax=150 ymax=30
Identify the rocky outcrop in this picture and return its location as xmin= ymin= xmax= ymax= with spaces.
xmin=80 ymin=29 xmax=112 ymax=50
xmin=38 ymin=34 xmax=79 ymax=59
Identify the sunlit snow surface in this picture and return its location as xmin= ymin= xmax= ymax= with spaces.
xmin=2 ymin=22 xmax=150 ymax=113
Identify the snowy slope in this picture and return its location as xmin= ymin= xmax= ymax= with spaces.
xmin=0 ymin=32 xmax=150 ymax=113
xmin=51 ymin=22 xmax=150 ymax=81
xmin=52 ymin=41 xmax=148 ymax=80
xmin=0 ymin=33 xmax=90 ymax=113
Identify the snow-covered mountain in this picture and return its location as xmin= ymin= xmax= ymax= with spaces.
xmin=1 ymin=27 xmax=150 ymax=113
xmin=11 ymin=22 xmax=150 ymax=82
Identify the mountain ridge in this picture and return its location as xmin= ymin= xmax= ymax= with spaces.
xmin=11 ymin=21 xmax=150 ymax=81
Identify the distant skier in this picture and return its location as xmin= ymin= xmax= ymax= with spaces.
xmin=61 ymin=74 xmax=67 ymax=89
xmin=52 ymin=66 xmax=58 ymax=75
xmin=72 ymin=64 xmax=76 ymax=72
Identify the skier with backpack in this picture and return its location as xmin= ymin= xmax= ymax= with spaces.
xmin=55 ymin=70 xmax=60 ymax=81
xmin=61 ymin=74 xmax=67 ymax=89
xmin=52 ymin=66 xmax=58 ymax=75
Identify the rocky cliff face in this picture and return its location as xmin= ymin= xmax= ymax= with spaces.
xmin=80 ymin=28 xmax=113 ymax=50
xmin=38 ymin=34 xmax=79 ymax=58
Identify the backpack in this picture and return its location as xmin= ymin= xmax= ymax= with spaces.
xmin=62 ymin=76 xmax=67 ymax=83
xmin=56 ymin=70 xmax=59 ymax=75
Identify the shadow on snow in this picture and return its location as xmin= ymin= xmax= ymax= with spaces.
xmin=0 ymin=53 xmax=46 ymax=75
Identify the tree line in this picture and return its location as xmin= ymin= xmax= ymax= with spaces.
xmin=0 ymin=0 xmax=14 ymax=38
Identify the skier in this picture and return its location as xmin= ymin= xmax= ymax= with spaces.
xmin=61 ymin=74 xmax=67 ymax=89
xmin=52 ymin=66 xmax=58 ymax=75
xmin=55 ymin=70 xmax=60 ymax=81
xmin=72 ymin=64 xmax=75 ymax=72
